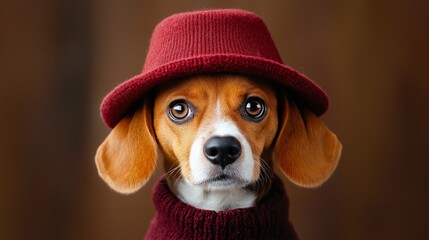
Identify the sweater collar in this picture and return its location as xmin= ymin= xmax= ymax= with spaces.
xmin=145 ymin=176 xmax=298 ymax=239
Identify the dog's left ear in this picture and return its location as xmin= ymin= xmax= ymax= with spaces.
xmin=95 ymin=100 xmax=157 ymax=194
xmin=274 ymin=97 xmax=342 ymax=187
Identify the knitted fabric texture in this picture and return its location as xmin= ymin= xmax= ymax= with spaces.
xmin=145 ymin=176 xmax=298 ymax=240
xmin=100 ymin=9 xmax=329 ymax=128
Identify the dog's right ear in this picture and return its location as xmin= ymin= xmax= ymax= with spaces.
xmin=95 ymin=100 xmax=157 ymax=194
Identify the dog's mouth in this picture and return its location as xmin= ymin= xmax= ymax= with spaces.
xmin=197 ymin=173 xmax=249 ymax=189
xmin=210 ymin=174 xmax=232 ymax=182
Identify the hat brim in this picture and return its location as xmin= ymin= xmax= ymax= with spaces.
xmin=101 ymin=54 xmax=329 ymax=128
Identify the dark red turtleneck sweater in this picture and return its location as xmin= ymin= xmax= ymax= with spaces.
xmin=145 ymin=176 xmax=298 ymax=240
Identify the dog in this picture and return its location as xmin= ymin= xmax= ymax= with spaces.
xmin=95 ymin=9 xmax=342 ymax=239
xmin=95 ymin=74 xmax=342 ymax=212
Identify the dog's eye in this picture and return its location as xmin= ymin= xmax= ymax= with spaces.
xmin=168 ymin=100 xmax=193 ymax=123
xmin=242 ymin=97 xmax=266 ymax=121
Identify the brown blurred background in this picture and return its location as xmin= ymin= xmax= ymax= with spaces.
xmin=1 ymin=0 xmax=428 ymax=239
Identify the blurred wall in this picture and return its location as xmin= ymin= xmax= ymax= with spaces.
xmin=1 ymin=0 xmax=428 ymax=239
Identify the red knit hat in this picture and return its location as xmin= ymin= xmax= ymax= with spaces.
xmin=101 ymin=9 xmax=329 ymax=128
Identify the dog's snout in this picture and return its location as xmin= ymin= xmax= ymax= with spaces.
xmin=203 ymin=136 xmax=242 ymax=168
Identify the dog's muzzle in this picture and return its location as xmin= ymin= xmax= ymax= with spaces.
xmin=203 ymin=136 xmax=242 ymax=169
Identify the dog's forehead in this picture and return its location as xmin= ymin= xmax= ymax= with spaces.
xmin=157 ymin=75 xmax=275 ymax=100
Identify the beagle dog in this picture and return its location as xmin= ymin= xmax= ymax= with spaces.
xmin=96 ymin=74 xmax=342 ymax=212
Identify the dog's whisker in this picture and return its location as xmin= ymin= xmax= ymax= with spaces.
xmin=250 ymin=154 xmax=273 ymax=190
xmin=164 ymin=165 xmax=184 ymax=189
xmin=163 ymin=164 xmax=181 ymax=179
xmin=163 ymin=164 xmax=186 ymax=190
xmin=173 ymin=168 xmax=183 ymax=183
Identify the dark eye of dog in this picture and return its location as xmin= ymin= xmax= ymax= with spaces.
xmin=242 ymin=96 xmax=266 ymax=121
xmin=168 ymin=100 xmax=193 ymax=123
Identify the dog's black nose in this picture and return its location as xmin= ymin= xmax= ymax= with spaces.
xmin=203 ymin=136 xmax=242 ymax=168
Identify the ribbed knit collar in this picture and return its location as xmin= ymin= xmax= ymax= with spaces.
xmin=145 ymin=176 xmax=298 ymax=240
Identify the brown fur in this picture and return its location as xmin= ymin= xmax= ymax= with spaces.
xmin=96 ymin=74 xmax=342 ymax=200
xmin=274 ymin=96 xmax=342 ymax=187
xmin=96 ymin=98 xmax=157 ymax=193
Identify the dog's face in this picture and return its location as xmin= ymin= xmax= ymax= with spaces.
xmin=153 ymin=75 xmax=278 ymax=190
xmin=96 ymin=74 xmax=341 ymax=203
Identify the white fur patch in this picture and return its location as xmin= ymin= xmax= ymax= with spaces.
xmin=176 ymin=99 xmax=258 ymax=211
xmin=189 ymin=120 xmax=254 ymax=184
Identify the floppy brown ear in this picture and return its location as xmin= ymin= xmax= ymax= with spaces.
xmin=274 ymin=97 xmax=342 ymax=187
xmin=95 ymin=100 xmax=157 ymax=194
